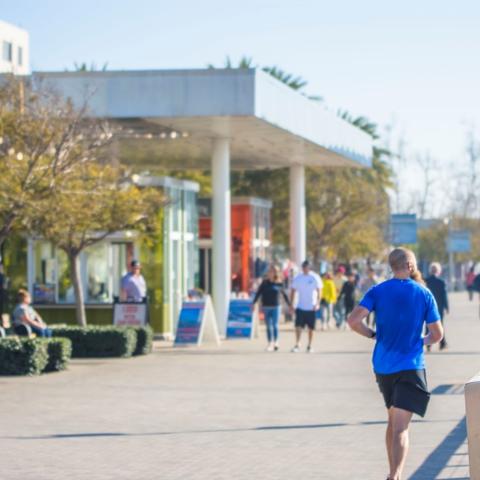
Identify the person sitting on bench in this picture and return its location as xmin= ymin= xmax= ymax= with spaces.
xmin=13 ymin=289 xmax=52 ymax=338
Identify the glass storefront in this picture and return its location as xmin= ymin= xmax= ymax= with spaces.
xmin=86 ymin=243 xmax=110 ymax=303
xmin=23 ymin=176 xmax=200 ymax=336
xmin=29 ymin=239 xmax=134 ymax=305
xmin=162 ymin=182 xmax=199 ymax=334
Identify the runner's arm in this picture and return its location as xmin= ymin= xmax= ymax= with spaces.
xmin=347 ymin=306 xmax=375 ymax=338
xmin=424 ymin=320 xmax=443 ymax=346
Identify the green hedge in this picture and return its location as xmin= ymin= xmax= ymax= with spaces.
xmin=43 ymin=338 xmax=72 ymax=372
xmin=131 ymin=325 xmax=154 ymax=356
xmin=51 ymin=326 xmax=137 ymax=358
xmin=0 ymin=338 xmax=49 ymax=375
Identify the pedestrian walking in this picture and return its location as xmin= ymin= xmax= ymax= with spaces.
xmin=466 ymin=266 xmax=476 ymax=301
xmin=320 ymin=272 xmax=337 ymax=330
xmin=426 ymin=262 xmax=449 ymax=350
xmin=360 ymin=267 xmax=378 ymax=327
xmin=252 ymin=265 xmax=291 ymax=351
xmin=338 ymin=272 xmax=357 ymax=328
xmin=290 ymin=260 xmax=323 ymax=353
xmin=333 ymin=266 xmax=347 ymax=327
xmin=347 ymin=248 xmax=443 ymax=480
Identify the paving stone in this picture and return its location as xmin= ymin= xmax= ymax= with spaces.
xmin=0 ymin=292 xmax=477 ymax=479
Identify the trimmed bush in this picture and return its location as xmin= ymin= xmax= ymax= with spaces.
xmin=42 ymin=338 xmax=72 ymax=372
xmin=131 ymin=325 xmax=154 ymax=356
xmin=0 ymin=338 xmax=48 ymax=375
xmin=51 ymin=326 xmax=137 ymax=358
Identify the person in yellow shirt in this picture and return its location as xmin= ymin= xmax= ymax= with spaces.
xmin=320 ymin=272 xmax=337 ymax=330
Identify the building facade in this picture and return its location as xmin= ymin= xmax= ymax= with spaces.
xmin=0 ymin=20 xmax=29 ymax=75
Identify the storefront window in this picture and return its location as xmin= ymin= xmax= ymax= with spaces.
xmin=86 ymin=243 xmax=110 ymax=303
xmin=57 ymin=250 xmax=74 ymax=303
xmin=31 ymin=239 xmax=126 ymax=305
xmin=170 ymin=188 xmax=181 ymax=232
xmin=33 ymin=241 xmax=56 ymax=304
xmin=112 ymin=243 xmax=129 ymax=299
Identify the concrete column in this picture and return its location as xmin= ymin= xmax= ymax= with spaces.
xmin=289 ymin=164 xmax=306 ymax=266
xmin=211 ymin=138 xmax=231 ymax=335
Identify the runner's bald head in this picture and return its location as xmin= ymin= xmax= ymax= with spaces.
xmin=389 ymin=248 xmax=417 ymax=273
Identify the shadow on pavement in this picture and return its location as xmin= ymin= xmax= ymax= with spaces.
xmin=6 ymin=418 xmax=459 ymax=441
xmin=408 ymin=417 xmax=468 ymax=480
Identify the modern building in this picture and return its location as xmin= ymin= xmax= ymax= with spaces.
xmin=0 ymin=20 xmax=29 ymax=75
xmin=20 ymin=175 xmax=199 ymax=337
xmin=33 ymin=68 xmax=372 ymax=333
xmin=199 ymin=197 xmax=272 ymax=294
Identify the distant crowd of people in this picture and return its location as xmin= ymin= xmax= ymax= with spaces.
xmin=253 ymin=257 xmax=453 ymax=353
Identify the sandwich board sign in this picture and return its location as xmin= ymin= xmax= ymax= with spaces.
xmin=174 ymin=295 xmax=220 ymax=346
xmin=113 ymin=302 xmax=148 ymax=327
xmin=226 ymin=299 xmax=258 ymax=339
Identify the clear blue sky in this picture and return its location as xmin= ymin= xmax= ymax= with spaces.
xmin=3 ymin=0 xmax=480 ymax=166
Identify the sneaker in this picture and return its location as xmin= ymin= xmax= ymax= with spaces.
xmin=306 ymin=346 xmax=314 ymax=353
xmin=274 ymin=343 xmax=279 ymax=351
xmin=291 ymin=345 xmax=300 ymax=353
xmin=266 ymin=344 xmax=274 ymax=352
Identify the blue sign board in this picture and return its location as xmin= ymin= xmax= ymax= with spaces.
xmin=226 ymin=299 xmax=255 ymax=339
xmin=390 ymin=214 xmax=417 ymax=245
xmin=174 ymin=301 xmax=205 ymax=345
xmin=447 ymin=231 xmax=471 ymax=253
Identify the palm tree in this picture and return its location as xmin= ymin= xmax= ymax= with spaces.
xmin=207 ymin=55 xmax=322 ymax=101
xmin=72 ymin=61 xmax=109 ymax=72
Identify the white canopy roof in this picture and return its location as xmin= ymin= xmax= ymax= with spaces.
xmin=34 ymin=68 xmax=372 ymax=170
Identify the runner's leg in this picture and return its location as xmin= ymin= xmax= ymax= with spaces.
xmin=389 ymin=407 xmax=413 ymax=480
xmin=386 ymin=408 xmax=394 ymax=475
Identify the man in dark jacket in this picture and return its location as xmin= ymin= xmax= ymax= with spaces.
xmin=426 ymin=262 xmax=449 ymax=350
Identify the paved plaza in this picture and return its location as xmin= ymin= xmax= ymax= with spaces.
xmin=1 ymin=292 xmax=477 ymax=479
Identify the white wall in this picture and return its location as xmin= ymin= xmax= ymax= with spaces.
xmin=0 ymin=19 xmax=29 ymax=75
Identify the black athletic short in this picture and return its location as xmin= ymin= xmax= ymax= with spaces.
xmin=375 ymin=369 xmax=430 ymax=417
xmin=295 ymin=309 xmax=316 ymax=330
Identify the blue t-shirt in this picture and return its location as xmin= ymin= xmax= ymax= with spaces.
xmin=360 ymin=278 xmax=441 ymax=374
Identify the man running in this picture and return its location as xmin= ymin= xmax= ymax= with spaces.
xmin=290 ymin=260 xmax=322 ymax=353
xmin=347 ymin=248 xmax=443 ymax=480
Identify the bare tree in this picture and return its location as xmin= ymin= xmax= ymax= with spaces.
xmin=416 ymin=152 xmax=437 ymax=218
xmin=463 ymin=127 xmax=480 ymax=217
